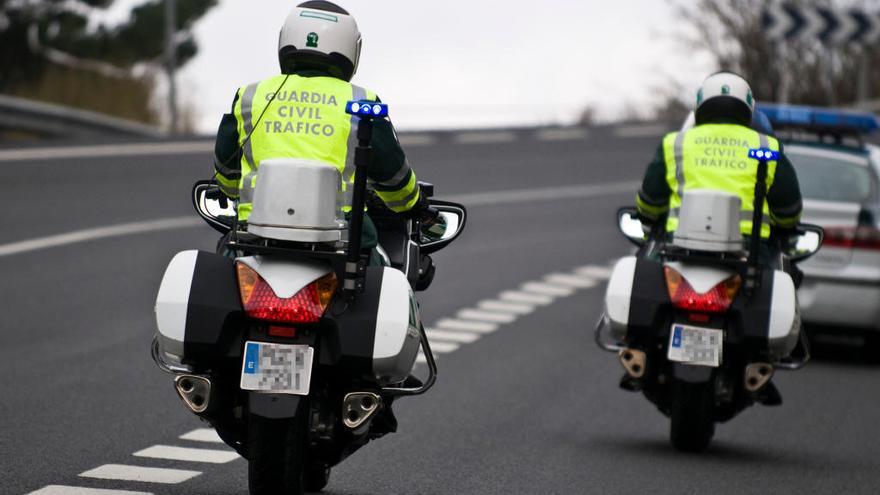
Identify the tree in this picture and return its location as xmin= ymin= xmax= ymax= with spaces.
xmin=0 ymin=0 xmax=216 ymax=123
xmin=672 ymin=0 xmax=880 ymax=107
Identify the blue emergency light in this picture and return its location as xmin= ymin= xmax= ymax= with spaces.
xmin=757 ymin=103 xmax=880 ymax=135
xmin=748 ymin=148 xmax=779 ymax=161
xmin=346 ymin=100 xmax=388 ymax=118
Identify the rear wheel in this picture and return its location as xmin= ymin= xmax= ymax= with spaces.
xmin=669 ymin=380 xmax=715 ymax=452
xmin=247 ymin=409 xmax=308 ymax=495
xmin=304 ymin=465 xmax=331 ymax=492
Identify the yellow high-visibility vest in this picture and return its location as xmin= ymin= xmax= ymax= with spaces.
xmin=232 ymin=74 xmax=377 ymax=221
xmin=663 ymin=124 xmax=781 ymax=238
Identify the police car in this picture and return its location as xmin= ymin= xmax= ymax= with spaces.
xmin=758 ymin=104 xmax=880 ymax=346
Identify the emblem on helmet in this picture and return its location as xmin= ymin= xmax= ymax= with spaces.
xmin=721 ymin=84 xmax=731 ymax=95
xmin=306 ymin=32 xmax=319 ymax=48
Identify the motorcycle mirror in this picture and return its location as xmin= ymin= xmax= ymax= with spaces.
xmin=192 ymin=180 xmax=237 ymax=235
xmin=787 ymin=224 xmax=824 ymax=262
xmin=618 ymin=208 xmax=647 ymax=247
xmin=420 ymin=202 xmax=467 ymax=255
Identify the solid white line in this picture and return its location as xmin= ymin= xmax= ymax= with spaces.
xmin=544 ymin=273 xmax=598 ymax=289
xmin=499 ymin=290 xmax=554 ymax=306
xmin=613 ymin=124 xmax=668 ymax=138
xmin=179 ymin=428 xmax=224 ymax=443
xmin=79 ymin=464 xmax=201 ymax=484
xmin=457 ymin=309 xmax=518 ymax=324
xmin=521 ymin=282 xmax=574 ymax=297
xmin=453 ymin=131 xmax=517 ymax=144
xmin=132 ymin=445 xmax=239 ymax=464
xmin=426 ymin=329 xmax=481 ymax=343
xmin=434 ymin=318 xmax=499 ymax=334
xmin=0 ymin=217 xmax=202 ymax=258
xmin=535 ymin=128 xmax=589 ymax=141
xmin=429 ymin=341 xmax=460 ymax=353
xmin=27 ymin=487 xmax=153 ymax=495
xmin=478 ymin=299 xmax=535 ymax=315
xmin=446 ymin=181 xmax=639 ymax=207
xmin=0 ymin=141 xmax=212 ymax=163
xmin=575 ymin=265 xmax=614 ymax=280
xmin=398 ymin=134 xmax=437 ymax=146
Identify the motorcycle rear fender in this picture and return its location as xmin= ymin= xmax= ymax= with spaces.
xmin=672 ymin=363 xmax=713 ymax=383
xmin=249 ymin=392 xmax=302 ymax=419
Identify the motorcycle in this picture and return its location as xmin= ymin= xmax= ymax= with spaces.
xmin=595 ymin=148 xmax=823 ymax=452
xmin=151 ymin=101 xmax=467 ymax=493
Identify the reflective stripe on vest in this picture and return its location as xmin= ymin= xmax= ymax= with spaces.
xmin=665 ymin=124 xmax=779 ymax=239
xmin=233 ymin=75 xmax=376 ymax=221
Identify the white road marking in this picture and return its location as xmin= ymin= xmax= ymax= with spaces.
xmin=613 ymin=124 xmax=668 ymax=138
xmin=446 ymin=181 xmax=639 ymax=207
xmin=521 ymin=281 xmax=574 ymax=297
xmin=132 ymin=445 xmax=239 ymax=464
xmin=434 ymin=318 xmax=499 ymax=334
xmin=535 ymin=128 xmax=589 ymax=141
xmin=27 ymin=487 xmax=153 ymax=495
xmin=79 ymin=464 xmax=201 ymax=484
xmin=0 ymin=217 xmax=201 ymax=258
xmin=499 ymin=290 xmax=555 ymax=305
xmin=398 ymin=134 xmax=437 ymax=146
xmin=0 ymin=141 xmax=212 ymax=163
xmin=179 ymin=428 xmax=224 ymax=443
xmin=428 ymin=341 xmax=461 ymax=353
xmin=452 ymin=131 xmax=517 ymax=144
xmin=4 ymin=180 xmax=636 ymax=257
xmin=478 ymin=299 xmax=535 ymax=315
xmin=415 ymin=352 xmax=428 ymax=364
xmin=426 ymin=329 xmax=481 ymax=343
xmin=457 ymin=308 xmax=518 ymax=324
xmin=544 ymin=273 xmax=598 ymax=289
xmin=575 ymin=265 xmax=613 ymax=279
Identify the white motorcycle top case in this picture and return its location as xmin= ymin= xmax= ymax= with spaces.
xmin=247 ymin=158 xmax=346 ymax=243
xmin=672 ymin=189 xmax=743 ymax=253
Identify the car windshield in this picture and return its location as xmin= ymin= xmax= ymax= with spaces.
xmin=786 ymin=148 xmax=874 ymax=203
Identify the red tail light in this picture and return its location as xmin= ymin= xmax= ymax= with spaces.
xmin=822 ymin=226 xmax=880 ymax=250
xmin=236 ymin=263 xmax=337 ymax=323
xmin=664 ymin=267 xmax=741 ymax=314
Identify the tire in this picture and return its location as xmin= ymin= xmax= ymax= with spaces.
xmin=247 ymin=410 xmax=307 ymax=495
xmin=669 ymin=380 xmax=715 ymax=452
xmin=304 ymin=466 xmax=331 ymax=493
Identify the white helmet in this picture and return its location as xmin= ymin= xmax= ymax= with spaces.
xmin=695 ymin=71 xmax=755 ymax=125
xmin=278 ymin=1 xmax=362 ymax=81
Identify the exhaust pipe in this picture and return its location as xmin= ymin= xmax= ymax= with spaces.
xmin=342 ymin=392 xmax=382 ymax=430
xmin=618 ymin=348 xmax=646 ymax=379
xmin=174 ymin=375 xmax=211 ymax=414
xmin=744 ymin=363 xmax=774 ymax=393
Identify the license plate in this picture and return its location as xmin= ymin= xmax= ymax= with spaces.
xmin=667 ymin=324 xmax=723 ymax=367
xmin=240 ymin=341 xmax=314 ymax=395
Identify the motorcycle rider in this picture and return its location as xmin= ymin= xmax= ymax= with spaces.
xmin=636 ymin=71 xmax=803 ymax=260
xmin=211 ymin=0 xmax=442 ymax=264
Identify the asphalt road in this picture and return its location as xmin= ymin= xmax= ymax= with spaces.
xmin=2 ymin=126 xmax=879 ymax=494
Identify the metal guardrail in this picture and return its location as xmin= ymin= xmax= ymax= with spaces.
xmin=0 ymin=94 xmax=164 ymax=139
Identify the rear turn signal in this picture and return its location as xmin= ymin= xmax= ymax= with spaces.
xmin=664 ymin=267 xmax=741 ymax=314
xmin=236 ymin=262 xmax=337 ymax=323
